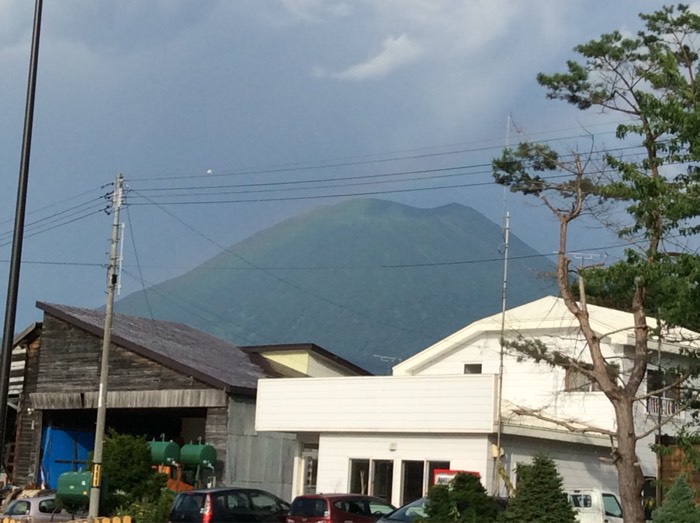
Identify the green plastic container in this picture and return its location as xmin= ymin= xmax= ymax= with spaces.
xmin=180 ymin=443 xmax=216 ymax=467
xmin=56 ymin=471 xmax=92 ymax=506
xmin=148 ymin=440 xmax=180 ymax=465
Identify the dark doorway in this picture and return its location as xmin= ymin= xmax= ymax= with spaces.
xmin=401 ymin=460 xmax=424 ymax=504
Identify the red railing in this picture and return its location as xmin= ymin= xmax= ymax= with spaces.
xmin=646 ymin=396 xmax=679 ymax=417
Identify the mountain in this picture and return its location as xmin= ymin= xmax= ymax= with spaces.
xmin=114 ymin=199 xmax=557 ymax=374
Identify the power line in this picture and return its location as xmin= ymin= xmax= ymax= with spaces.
xmin=127 ymin=120 xmax=633 ymax=182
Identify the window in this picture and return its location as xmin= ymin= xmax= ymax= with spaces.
xmin=8 ymin=500 xmax=30 ymax=516
xmin=402 ymin=460 xmax=425 ymax=504
xmin=249 ymin=491 xmax=279 ymax=511
xmin=350 ymin=459 xmax=393 ymax=500
xmin=349 ymin=459 xmax=370 ymax=494
xmin=568 ymin=493 xmax=592 ymax=508
xmin=464 ymin=363 xmax=482 ymax=374
xmin=351 ymin=458 xmax=452 ymax=503
xmin=564 ymin=368 xmax=600 ymax=392
xmin=304 ymin=455 xmax=318 ymax=495
xmin=224 ymin=491 xmax=249 ymax=509
xmin=565 ymin=362 xmax=619 ymax=393
xmin=602 ymin=493 xmax=623 ymax=518
xmin=372 ymin=460 xmax=393 ymax=501
xmin=427 ymin=461 xmax=451 ymax=487
xmin=647 ymin=370 xmax=680 ymax=400
xmin=646 ymin=369 xmax=680 ymax=416
xmin=368 ymin=500 xmax=395 ymax=516
xmin=38 ymin=499 xmax=57 ymax=513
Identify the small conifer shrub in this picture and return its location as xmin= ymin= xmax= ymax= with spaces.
xmin=502 ymin=453 xmax=576 ymax=523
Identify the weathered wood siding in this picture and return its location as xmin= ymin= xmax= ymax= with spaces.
xmin=13 ymin=314 xmax=230 ymax=486
xmin=36 ymin=314 xmax=210 ymax=392
xmin=30 ymin=389 xmax=227 ymax=410
xmin=13 ymin=337 xmax=43 ymax=486
xmin=224 ymin=397 xmax=298 ymax=501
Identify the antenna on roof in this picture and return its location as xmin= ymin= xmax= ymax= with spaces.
xmin=492 ymin=116 xmax=512 ymax=496
xmin=373 ymin=354 xmax=401 ymax=376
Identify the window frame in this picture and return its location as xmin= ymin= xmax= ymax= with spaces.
xmin=564 ymin=368 xmax=600 ymax=392
xmin=463 ymin=363 xmax=483 ymax=375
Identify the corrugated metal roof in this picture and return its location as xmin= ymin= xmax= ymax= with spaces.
xmin=36 ymin=302 xmax=268 ymax=395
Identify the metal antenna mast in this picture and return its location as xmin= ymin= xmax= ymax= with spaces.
xmin=88 ymin=173 xmax=124 ymax=518
xmin=491 ymin=211 xmax=510 ymax=496
xmin=490 ymin=115 xmax=513 ymax=495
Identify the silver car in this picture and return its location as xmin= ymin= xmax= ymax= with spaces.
xmin=3 ymin=495 xmax=76 ymax=522
xmin=376 ymin=497 xmax=428 ymax=523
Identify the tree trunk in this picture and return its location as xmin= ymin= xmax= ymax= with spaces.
xmin=614 ymin=399 xmax=645 ymax=523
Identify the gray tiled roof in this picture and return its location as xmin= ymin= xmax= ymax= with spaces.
xmin=37 ymin=302 xmax=267 ymax=395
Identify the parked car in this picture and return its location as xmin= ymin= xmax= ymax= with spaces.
xmin=287 ymin=494 xmax=395 ymax=523
xmin=376 ymin=497 xmax=428 ymax=523
xmin=3 ymin=494 xmax=75 ymax=522
xmin=565 ymin=488 xmax=623 ymax=523
xmin=168 ymin=487 xmax=290 ymax=523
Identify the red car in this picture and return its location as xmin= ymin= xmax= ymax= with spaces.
xmin=286 ymin=494 xmax=395 ymax=523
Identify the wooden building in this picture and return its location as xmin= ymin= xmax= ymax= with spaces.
xmin=11 ymin=301 xmax=368 ymax=500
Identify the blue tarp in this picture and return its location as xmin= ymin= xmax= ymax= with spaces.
xmin=39 ymin=426 xmax=94 ymax=488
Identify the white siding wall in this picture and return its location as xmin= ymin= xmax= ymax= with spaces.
xmin=504 ymin=435 xmax=619 ymax=496
xmin=410 ymin=332 xmax=621 ymax=432
xmin=307 ymin=354 xmax=356 ymax=377
xmin=316 ymin=433 xmax=490 ymax=506
xmin=256 ymin=375 xmax=496 ymax=433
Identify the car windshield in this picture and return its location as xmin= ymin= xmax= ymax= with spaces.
xmin=603 ymin=493 xmax=623 ymax=518
xmin=382 ymin=497 xmax=428 ymax=522
xmin=6 ymin=499 xmax=31 ymax=516
xmin=290 ymin=497 xmax=328 ymax=517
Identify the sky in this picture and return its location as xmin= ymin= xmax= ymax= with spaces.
xmin=0 ymin=0 xmax=682 ymax=335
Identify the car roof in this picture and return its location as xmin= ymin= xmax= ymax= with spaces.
xmin=295 ymin=494 xmax=387 ymax=500
xmin=179 ymin=487 xmax=265 ymax=493
xmin=10 ymin=495 xmax=56 ymax=502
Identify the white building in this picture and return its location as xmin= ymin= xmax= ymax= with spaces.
xmin=255 ymin=296 xmax=697 ymax=507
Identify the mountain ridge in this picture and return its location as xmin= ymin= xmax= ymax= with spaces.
xmin=114 ymin=198 xmax=557 ymax=373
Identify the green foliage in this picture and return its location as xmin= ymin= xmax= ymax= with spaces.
xmin=582 ymin=252 xmax=700 ymax=332
xmin=494 ymin=4 xmax=700 ymax=299
xmin=423 ymin=473 xmax=500 ymax=523
xmin=652 ymin=476 xmax=700 ymax=523
xmin=502 ymin=454 xmax=576 ymax=523
xmin=124 ymin=488 xmax=174 ymax=523
xmin=91 ymin=429 xmax=167 ymax=515
xmin=424 ymin=484 xmax=458 ymax=521
xmin=493 ymin=8 xmax=700 ymax=518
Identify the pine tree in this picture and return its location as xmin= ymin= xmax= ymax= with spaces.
xmin=503 ymin=454 xmax=576 ymax=523
xmin=492 ymin=6 xmax=700 ymax=520
xmin=424 ymin=472 xmax=500 ymax=523
xmin=652 ymin=476 xmax=700 ymax=523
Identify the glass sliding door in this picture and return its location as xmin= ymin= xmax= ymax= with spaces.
xmin=349 ymin=459 xmax=370 ymax=494
xmin=401 ymin=460 xmax=424 ymax=504
xmin=372 ymin=460 xmax=393 ymax=501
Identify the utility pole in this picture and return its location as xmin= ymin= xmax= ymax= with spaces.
xmin=0 ymin=0 xmax=43 ymax=463
xmin=88 ymin=173 xmax=123 ymax=519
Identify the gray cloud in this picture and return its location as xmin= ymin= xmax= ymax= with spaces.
xmin=314 ymin=34 xmax=424 ymax=81
xmin=0 ymin=0 xmax=676 ymax=330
